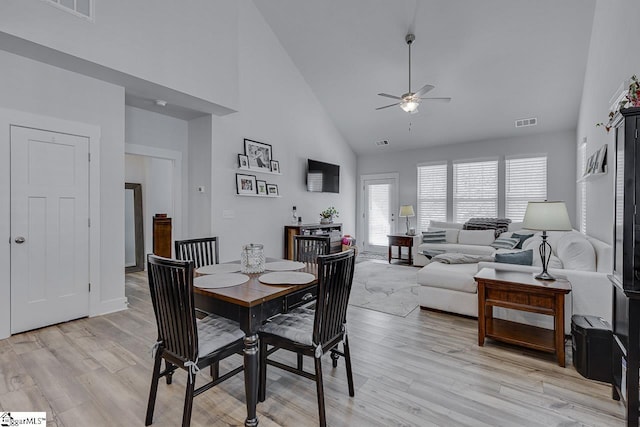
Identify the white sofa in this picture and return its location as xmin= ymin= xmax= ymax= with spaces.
xmin=414 ymin=224 xmax=612 ymax=331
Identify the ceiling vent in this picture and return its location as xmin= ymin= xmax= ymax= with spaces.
xmin=515 ymin=117 xmax=537 ymax=128
xmin=375 ymin=140 xmax=389 ymax=146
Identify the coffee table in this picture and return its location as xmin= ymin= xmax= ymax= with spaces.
xmin=474 ymin=268 xmax=572 ymax=367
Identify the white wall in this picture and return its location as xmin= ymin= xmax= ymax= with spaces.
xmin=577 ymin=0 xmax=640 ymax=244
xmin=0 ymin=50 xmax=126 ymax=328
xmin=188 ymin=116 xmax=213 ymax=238
xmin=357 ymin=130 xmax=577 ymax=233
xmin=207 ymin=1 xmax=357 ymax=262
xmin=0 ymin=0 xmax=239 ymax=110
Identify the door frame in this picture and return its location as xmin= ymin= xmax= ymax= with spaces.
xmin=0 ymin=108 xmax=101 ymax=339
xmin=359 ymin=173 xmax=399 ymax=252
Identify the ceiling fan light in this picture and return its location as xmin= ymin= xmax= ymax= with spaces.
xmin=400 ymin=99 xmax=419 ymax=113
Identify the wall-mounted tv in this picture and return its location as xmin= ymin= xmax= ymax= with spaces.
xmin=307 ymin=159 xmax=340 ymax=193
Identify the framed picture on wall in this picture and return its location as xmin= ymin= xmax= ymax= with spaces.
xmin=256 ymin=180 xmax=267 ymax=195
xmin=238 ymin=154 xmax=249 ymax=169
xmin=270 ymin=160 xmax=280 ymax=173
xmin=244 ymin=139 xmax=272 ymax=171
xmin=266 ymin=184 xmax=279 ymax=196
xmin=236 ymin=173 xmax=257 ymax=195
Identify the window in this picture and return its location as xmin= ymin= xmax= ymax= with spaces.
xmin=453 ymin=160 xmax=498 ymax=223
xmin=505 ymin=155 xmax=547 ymax=221
xmin=578 ymin=143 xmax=587 ymax=234
xmin=417 ymin=163 xmax=447 ymax=231
xmin=44 ymin=0 xmax=93 ymax=20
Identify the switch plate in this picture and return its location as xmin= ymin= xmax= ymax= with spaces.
xmin=197 ymin=186 xmax=206 ymax=193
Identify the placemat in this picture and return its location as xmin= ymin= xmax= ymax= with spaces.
xmin=259 ymin=271 xmax=315 ymax=285
xmin=265 ymin=261 xmax=306 ymax=271
xmin=194 ymin=273 xmax=249 ymax=289
xmin=196 ymin=264 xmax=241 ymax=275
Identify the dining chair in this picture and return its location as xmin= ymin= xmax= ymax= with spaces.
xmin=258 ymin=250 xmax=356 ymax=427
xmin=145 ymin=254 xmax=244 ymax=427
xmin=174 ymin=236 xmax=220 ymax=268
xmin=293 ymin=234 xmax=330 ymax=263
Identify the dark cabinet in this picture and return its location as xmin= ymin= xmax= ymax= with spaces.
xmin=610 ymin=107 xmax=640 ymax=426
xmin=283 ymin=223 xmax=342 ymax=260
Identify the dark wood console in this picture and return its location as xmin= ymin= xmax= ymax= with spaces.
xmin=284 ymin=223 xmax=342 ymax=260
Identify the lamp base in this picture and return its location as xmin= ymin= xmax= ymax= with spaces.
xmin=534 ymin=271 xmax=556 ymax=281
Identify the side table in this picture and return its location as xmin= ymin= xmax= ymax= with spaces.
xmin=387 ymin=234 xmax=419 ymax=265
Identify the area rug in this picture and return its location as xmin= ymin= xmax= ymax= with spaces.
xmin=349 ymin=260 xmax=420 ymax=317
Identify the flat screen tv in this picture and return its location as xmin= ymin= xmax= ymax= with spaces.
xmin=307 ymin=159 xmax=340 ymax=193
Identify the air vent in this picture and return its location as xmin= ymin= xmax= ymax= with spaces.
xmin=515 ymin=117 xmax=537 ymax=128
xmin=375 ymin=140 xmax=389 ymax=146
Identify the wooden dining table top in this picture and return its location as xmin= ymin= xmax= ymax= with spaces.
xmin=193 ymin=260 xmax=318 ymax=308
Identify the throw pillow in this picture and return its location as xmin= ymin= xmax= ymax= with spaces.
xmin=490 ymin=237 xmax=520 ymax=250
xmin=458 ymin=229 xmax=496 ymax=246
xmin=495 ymin=249 xmax=533 ymax=265
xmin=511 ymin=233 xmax=534 ymax=249
xmin=422 ymin=230 xmax=446 ymax=244
xmin=428 ymin=227 xmax=460 ymax=243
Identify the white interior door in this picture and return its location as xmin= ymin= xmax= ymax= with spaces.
xmin=362 ymin=176 xmax=398 ymax=252
xmin=10 ymin=126 xmax=90 ymax=334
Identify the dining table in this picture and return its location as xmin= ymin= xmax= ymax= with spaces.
xmin=193 ymin=259 xmax=318 ymax=427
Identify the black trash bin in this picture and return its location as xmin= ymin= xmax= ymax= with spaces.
xmin=571 ymin=314 xmax=612 ymax=383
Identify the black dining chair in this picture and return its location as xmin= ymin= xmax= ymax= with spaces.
xmin=145 ymin=254 xmax=244 ymax=427
xmin=293 ymin=234 xmax=330 ymax=263
xmin=258 ymin=250 xmax=356 ymax=427
xmin=175 ymin=237 xmax=220 ymax=269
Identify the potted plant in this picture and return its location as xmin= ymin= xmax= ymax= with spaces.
xmin=597 ymin=74 xmax=640 ymax=132
xmin=320 ymin=207 xmax=339 ymax=224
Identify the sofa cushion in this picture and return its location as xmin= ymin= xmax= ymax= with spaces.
xmin=418 ymin=242 xmax=496 ymax=256
xmin=490 ymin=237 xmax=519 ymax=250
xmin=417 ymin=262 xmax=478 ymax=293
xmin=422 ymin=230 xmax=446 ymax=243
xmin=495 ymin=249 xmax=533 ymax=265
xmin=458 ymin=229 xmax=495 ymax=246
xmin=511 ymin=232 xmax=534 ymax=249
xmin=429 ymin=220 xmax=463 ymax=230
xmin=428 ymin=227 xmax=460 ymax=243
xmin=556 ymin=232 xmax=596 ymax=272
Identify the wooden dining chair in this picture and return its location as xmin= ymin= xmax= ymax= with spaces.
xmin=174 ymin=236 xmax=219 ymax=269
xmin=258 ymin=250 xmax=356 ymax=427
xmin=145 ymin=254 xmax=244 ymax=427
xmin=293 ymin=234 xmax=330 ymax=263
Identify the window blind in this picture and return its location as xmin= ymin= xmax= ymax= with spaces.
xmin=417 ymin=163 xmax=447 ymax=231
xmin=453 ymin=160 xmax=498 ymax=223
xmin=579 ymin=143 xmax=587 ymax=234
xmin=367 ymin=183 xmax=391 ymax=246
xmin=505 ymin=156 xmax=547 ymax=221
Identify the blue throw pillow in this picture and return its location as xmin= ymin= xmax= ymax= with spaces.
xmin=495 ymin=249 xmax=533 ymax=265
xmin=422 ymin=230 xmax=446 ymax=244
xmin=511 ymin=233 xmax=534 ymax=249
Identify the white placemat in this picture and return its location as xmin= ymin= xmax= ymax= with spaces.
xmin=259 ymin=271 xmax=315 ymax=285
xmin=265 ymin=260 xmax=306 ymax=271
xmin=196 ymin=263 xmax=241 ymax=275
xmin=194 ymin=273 xmax=249 ymax=289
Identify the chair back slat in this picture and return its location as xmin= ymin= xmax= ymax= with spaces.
xmin=313 ymin=250 xmax=355 ymax=347
xmin=293 ymin=235 xmax=330 ymax=264
xmin=175 ymin=237 xmax=220 ymax=269
xmin=147 ymin=255 xmax=198 ymax=363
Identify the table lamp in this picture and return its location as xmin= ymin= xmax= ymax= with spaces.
xmin=399 ymin=205 xmax=415 ymax=235
xmin=522 ymin=201 xmax=572 ymax=280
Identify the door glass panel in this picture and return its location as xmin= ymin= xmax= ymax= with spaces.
xmin=367 ymin=183 xmax=390 ymax=246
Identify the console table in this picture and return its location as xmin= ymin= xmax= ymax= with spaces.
xmin=475 ymin=268 xmax=572 ymax=366
xmin=283 ymin=223 xmax=342 ymax=260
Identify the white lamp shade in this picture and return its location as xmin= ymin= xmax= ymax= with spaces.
xmin=399 ymin=205 xmax=415 ymax=218
xmin=522 ymin=201 xmax=572 ymax=231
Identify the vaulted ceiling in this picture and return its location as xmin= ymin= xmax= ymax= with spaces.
xmin=254 ymin=0 xmax=596 ymax=155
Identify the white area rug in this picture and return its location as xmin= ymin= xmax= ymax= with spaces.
xmin=349 ymin=260 xmax=420 ymax=317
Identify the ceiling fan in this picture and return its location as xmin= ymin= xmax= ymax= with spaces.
xmin=376 ymin=33 xmax=451 ymax=114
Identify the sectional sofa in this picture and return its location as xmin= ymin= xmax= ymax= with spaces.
xmin=412 ymin=221 xmax=612 ymax=331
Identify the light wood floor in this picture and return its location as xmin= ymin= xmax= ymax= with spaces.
xmin=0 ymin=272 xmax=625 ymax=426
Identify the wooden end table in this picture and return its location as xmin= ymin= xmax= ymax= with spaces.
xmin=474 ymin=268 xmax=572 ymax=367
xmin=387 ymin=234 xmax=418 ymax=265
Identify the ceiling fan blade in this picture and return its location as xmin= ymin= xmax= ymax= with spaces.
xmin=420 ymin=97 xmax=452 ymax=103
xmin=377 ymin=93 xmax=402 ymax=100
xmin=375 ymin=102 xmax=400 ymax=110
xmin=415 ymin=84 xmax=435 ymax=96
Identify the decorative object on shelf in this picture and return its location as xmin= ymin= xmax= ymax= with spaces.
xmin=244 ymin=138 xmax=272 ymax=171
xmin=238 ymin=154 xmax=249 ymax=168
xmin=270 ymin=160 xmax=280 ymax=173
xmin=256 ymin=180 xmax=267 ymax=195
xmin=581 ymin=144 xmax=608 ymax=180
xmin=597 ymin=74 xmax=640 ymax=132
xmin=240 ymin=243 xmax=265 ymax=273
xmin=522 ymin=201 xmax=572 ymax=280
xmin=236 ymin=173 xmax=257 ymax=195
xmin=320 ymin=206 xmax=339 ymax=224
xmin=399 ymin=205 xmax=415 ymax=235
xmin=266 ymin=184 xmax=279 ymax=196
xmin=291 ymin=205 xmax=298 ymax=224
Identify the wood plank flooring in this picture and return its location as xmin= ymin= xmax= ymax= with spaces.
xmin=0 ymin=271 xmax=625 ymax=426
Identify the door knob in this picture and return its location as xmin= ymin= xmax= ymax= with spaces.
xmin=14 ymin=236 xmax=25 ymax=244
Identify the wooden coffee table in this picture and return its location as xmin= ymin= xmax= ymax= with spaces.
xmin=474 ymin=268 xmax=572 ymax=367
